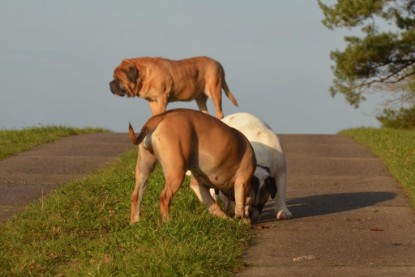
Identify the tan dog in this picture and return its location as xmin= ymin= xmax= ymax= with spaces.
xmin=109 ymin=56 xmax=238 ymax=119
xmin=128 ymin=108 xmax=257 ymax=224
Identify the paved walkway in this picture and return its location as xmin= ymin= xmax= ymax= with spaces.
xmin=237 ymin=134 xmax=415 ymax=276
xmin=0 ymin=133 xmax=133 ymax=222
xmin=0 ymin=133 xmax=414 ymax=276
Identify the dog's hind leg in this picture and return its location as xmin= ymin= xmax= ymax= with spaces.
xmin=233 ymin=179 xmax=250 ymax=223
xmin=274 ymin=171 xmax=293 ymax=220
xmin=130 ymin=147 xmax=157 ymax=224
xmin=195 ymin=95 xmax=209 ymax=114
xmin=190 ymin=176 xmax=228 ymax=219
xmin=159 ymin=171 xmax=185 ymax=222
xmin=206 ymin=83 xmax=224 ymax=119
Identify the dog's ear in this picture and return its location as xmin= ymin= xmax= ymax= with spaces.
xmin=265 ymin=176 xmax=277 ymax=199
xmin=251 ymin=176 xmax=260 ymax=194
xmin=125 ymin=64 xmax=138 ymax=83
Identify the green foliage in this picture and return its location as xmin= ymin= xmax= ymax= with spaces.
xmin=377 ymin=106 xmax=415 ymax=129
xmin=319 ymin=0 xmax=385 ymax=30
xmin=340 ymin=128 xmax=415 ymax=207
xmin=319 ymin=0 xmax=415 ymax=109
xmin=0 ymin=125 xmax=108 ymax=160
xmin=0 ymin=150 xmax=251 ymax=276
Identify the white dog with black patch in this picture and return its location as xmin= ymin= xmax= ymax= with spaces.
xmin=215 ymin=112 xmax=293 ymax=221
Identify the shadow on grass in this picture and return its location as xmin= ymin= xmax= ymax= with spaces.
xmin=258 ymin=191 xmax=396 ymax=222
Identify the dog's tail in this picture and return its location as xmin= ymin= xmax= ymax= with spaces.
xmin=222 ymin=79 xmax=238 ymax=107
xmin=128 ymin=114 xmax=166 ymax=145
xmin=218 ymin=61 xmax=238 ymax=107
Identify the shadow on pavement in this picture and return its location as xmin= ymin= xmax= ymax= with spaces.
xmin=258 ymin=191 xmax=396 ymax=222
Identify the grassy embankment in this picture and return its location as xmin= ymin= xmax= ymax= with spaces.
xmin=0 ymin=126 xmax=251 ymax=276
xmin=0 ymin=126 xmax=108 ymax=159
xmin=340 ymin=128 xmax=415 ymax=207
xmin=2 ymin=126 xmax=413 ymax=275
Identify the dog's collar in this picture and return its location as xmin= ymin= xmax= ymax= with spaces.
xmin=257 ymin=164 xmax=271 ymax=174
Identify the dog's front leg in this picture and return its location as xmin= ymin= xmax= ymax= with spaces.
xmin=130 ymin=148 xmax=156 ymax=224
xmin=190 ymin=177 xmax=227 ymax=219
xmin=148 ymin=100 xmax=167 ymax=116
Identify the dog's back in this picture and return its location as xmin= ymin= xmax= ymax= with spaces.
xmin=222 ymin=112 xmax=285 ymax=174
xmin=151 ymin=110 xmax=255 ymax=182
xmin=130 ymin=109 xmax=256 ymax=187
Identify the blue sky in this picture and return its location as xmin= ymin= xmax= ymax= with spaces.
xmin=0 ymin=1 xmax=380 ymax=133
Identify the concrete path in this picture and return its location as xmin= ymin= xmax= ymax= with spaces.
xmin=237 ymin=134 xmax=415 ymax=276
xmin=0 ymin=133 xmax=133 ymax=222
xmin=1 ymin=133 xmax=414 ymax=276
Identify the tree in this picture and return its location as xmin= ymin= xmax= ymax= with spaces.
xmin=319 ymin=0 xmax=415 ymax=128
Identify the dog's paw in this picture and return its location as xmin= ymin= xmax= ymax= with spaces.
xmin=241 ymin=217 xmax=252 ymax=225
xmin=130 ymin=212 xmax=141 ymax=224
xmin=130 ymin=219 xmax=139 ymax=225
xmin=208 ymin=203 xmax=228 ymax=219
xmin=276 ymin=208 xmax=293 ymax=220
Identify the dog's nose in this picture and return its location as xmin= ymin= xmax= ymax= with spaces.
xmin=109 ymin=80 xmax=121 ymax=95
xmin=109 ymin=81 xmax=114 ymax=92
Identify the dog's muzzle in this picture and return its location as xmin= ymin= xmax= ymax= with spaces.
xmin=109 ymin=80 xmax=126 ymax=96
xmin=249 ymin=207 xmax=261 ymax=222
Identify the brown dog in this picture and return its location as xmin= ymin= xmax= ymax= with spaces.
xmin=128 ymin=108 xmax=257 ymax=224
xmin=110 ymin=56 xmax=238 ymax=119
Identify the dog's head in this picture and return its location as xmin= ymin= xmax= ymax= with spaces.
xmin=109 ymin=60 xmax=139 ymax=97
xmin=248 ymin=166 xmax=277 ymax=222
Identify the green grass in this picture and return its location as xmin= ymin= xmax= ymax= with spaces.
xmin=340 ymin=128 xmax=415 ymax=207
xmin=0 ymin=125 xmax=108 ymax=160
xmin=0 ymin=150 xmax=252 ymax=276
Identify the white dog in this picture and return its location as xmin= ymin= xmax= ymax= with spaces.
xmin=216 ymin=112 xmax=293 ymax=221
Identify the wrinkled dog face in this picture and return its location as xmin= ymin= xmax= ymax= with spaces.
xmin=109 ymin=61 xmax=139 ymax=97
xmin=109 ymin=79 xmax=126 ymax=96
xmin=248 ymin=173 xmax=277 ymax=222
